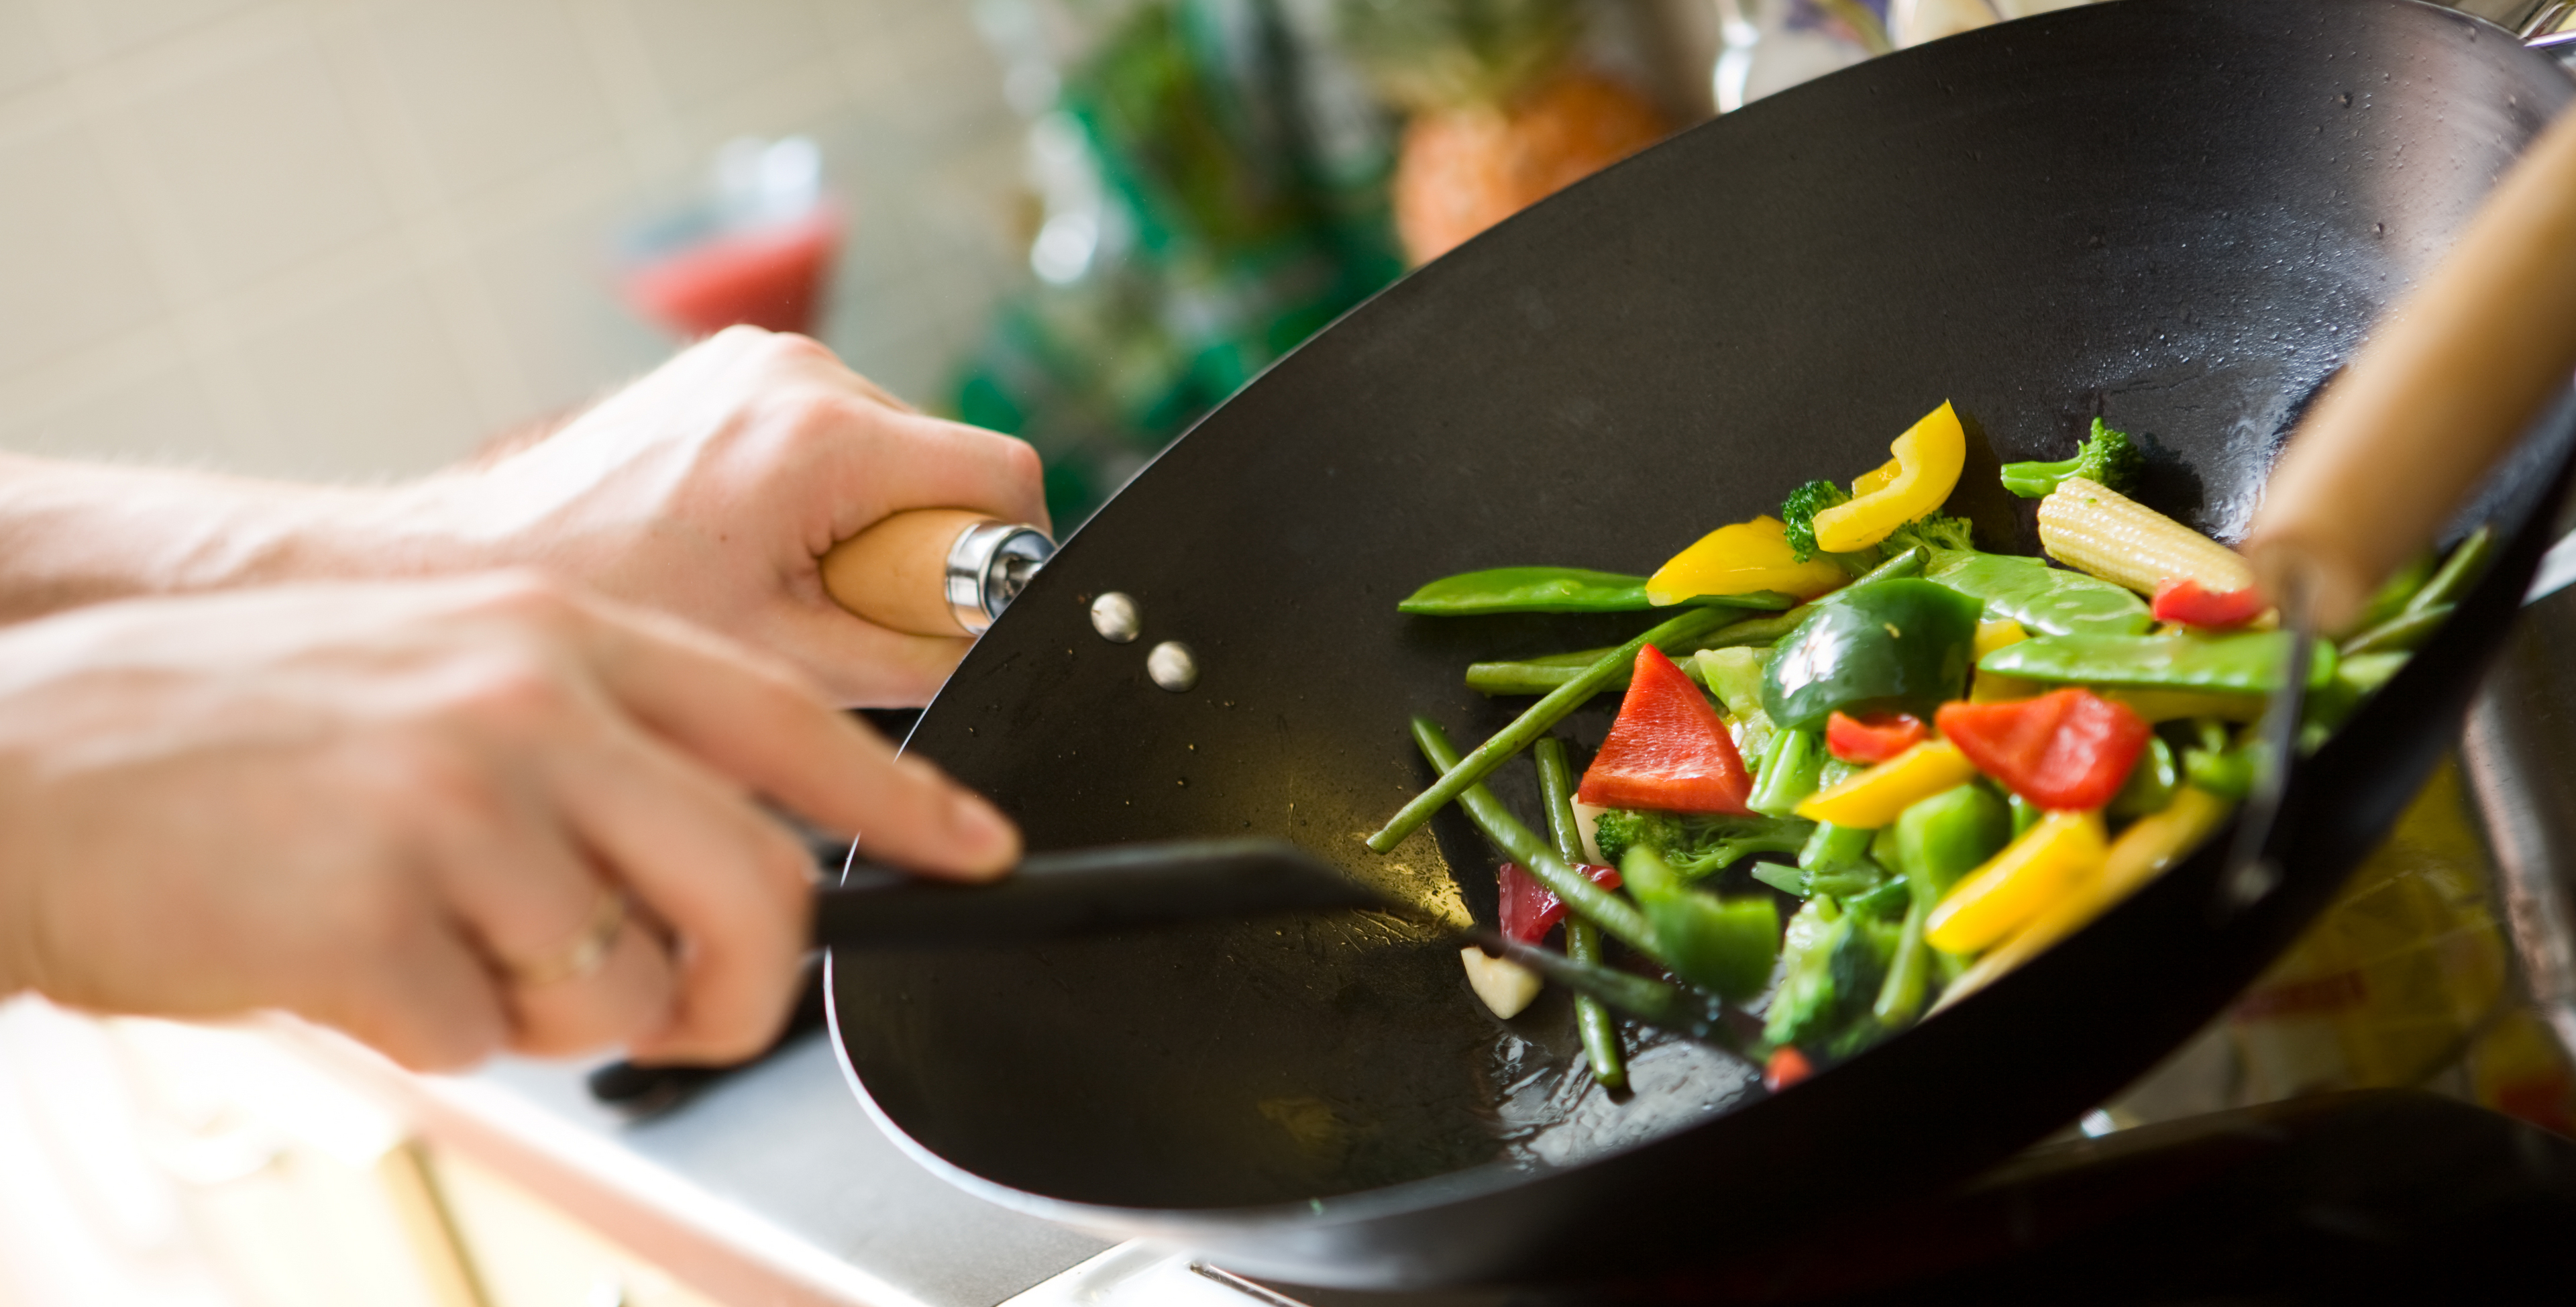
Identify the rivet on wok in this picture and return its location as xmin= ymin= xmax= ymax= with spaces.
xmin=1091 ymin=592 xmax=1141 ymax=643
xmin=1146 ymin=641 xmax=1198 ymax=692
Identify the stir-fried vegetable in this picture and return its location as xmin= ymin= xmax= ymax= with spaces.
xmin=1371 ymin=605 xmax=1743 ymax=851
xmin=1646 ymin=516 xmax=1851 ymax=603
xmin=1536 ymin=737 xmax=1627 ymax=1091
xmin=1934 ymin=688 xmax=2150 ymax=811
xmin=1760 ymin=579 xmax=1981 ymax=730
xmin=1399 ymin=566 xmax=1796 ymax=615
xmin=1998 ymin=417 xmax=2144 ymax=498
xmin=1574 ymin=647 xmax=1754 ymax=814
xmin=1809 ymin=401 xmax=1969 ymax=554
xmin=2036 ymin=476 xmax=2257 ymax=598
xmin=1373 ymin=396 xmax=2466 ymax=1090
xmin=1980 ymin=629 xmax=2337 ymax=694
xmin=1923 ymin=550 xmax=2152 ymax=637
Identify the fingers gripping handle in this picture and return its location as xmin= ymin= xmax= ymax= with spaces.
xmin=820 ymin=508 xmax=1055 ymax=637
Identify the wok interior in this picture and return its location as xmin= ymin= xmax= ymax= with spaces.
xmin=834 ymin=0 xmax=2569 ymax=1215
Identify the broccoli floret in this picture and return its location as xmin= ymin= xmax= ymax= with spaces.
xmin=1779 ymin=479 xmax=1851 ymax=562
xmin=1883 ymin=510 xmax=1977 ymax=556
xmin=1999 ymin=418 xmax=2145 ymax=498
xmin=1786 ymin=480 xmax=1973 ymax=567
xmin=1761 ymin=897 xmax=1901 ymax=1052
xmin=1592 ymin=808 xmax=1815 ymax=882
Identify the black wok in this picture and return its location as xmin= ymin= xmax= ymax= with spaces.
xmin=828 ymin=0 xmax=2576 ymax=1287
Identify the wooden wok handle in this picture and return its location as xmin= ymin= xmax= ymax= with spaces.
xmin=820 ymin=508 xmax=1055 ymax=637
xmin=2246 ymin=105 xmax=2576 ymax=630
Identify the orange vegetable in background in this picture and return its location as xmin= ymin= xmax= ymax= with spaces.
xmin=1392 ymin=68 xmax=1670 ymax=264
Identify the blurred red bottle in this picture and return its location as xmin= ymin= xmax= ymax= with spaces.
xmin=618 ymin=137 xmax=842 ymax=339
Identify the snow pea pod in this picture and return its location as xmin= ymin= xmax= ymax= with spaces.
xmin=1922 ymin=550 xmax=2152 ymax=637
xmin=2405 ymin=525 xmax=2493 ymax=616
xmin=2341 ymin=603 xmax=2451 ymax=656
xmin=1978 ymin=630 xmax=2339 ymax=694
xmin=1464 ymin=609 xmax=1808 ymax=695
xmin=1372 ymin=605 xmax=1743 ymax=853
xmin=1761 ymin=578 xmax=1982 ymax=730
xmin=1399 ymin=566 xmax=1797 ymax=616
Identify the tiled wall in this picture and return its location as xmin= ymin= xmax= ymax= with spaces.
xmin=0 ymin=0 xmax=1027 ymax=480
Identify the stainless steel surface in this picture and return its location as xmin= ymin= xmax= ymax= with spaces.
xmin=474 ymin=1038 xmax=1111 ymax=1307
xmin=2464 ymin=554 xmax=2576 ymax=1063
xmin=1144 ymin=641 xmax=1198 ymax=692
xmin=1090 ymin=592 xmax=1142 ymax=643
xmin=948 ymin=521 xmax=1056 ymax=635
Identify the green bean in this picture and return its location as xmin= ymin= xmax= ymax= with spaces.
xmin=2406 ymin=525 xmax=2493 ymax=616
xmin=2341 ymin=603 xmax=2453 ymax=657
xmin=1463 ymin=609 xmax=1809 ymax=696
xmin=2343 ymin=550 xmax=2436 ymax=638
xmin=1747 ymin=727 xmax=1827 ymax=818
xmin=1370 ymin=607 xmax=1741 ymax=852
xmin=1839 ymin=545 xmax=1929 ymax=590
xmin=1536 ymin=737 xmax=1625 ymax=1092
xmin=1409 ymin=719 xmax=1658 ymax=955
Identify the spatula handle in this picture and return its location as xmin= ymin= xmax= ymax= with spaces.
xmin=810 ymin=839 xmax=1387 ymax=950
xmin=2247 ymin=103 xmax=2576 ymax=629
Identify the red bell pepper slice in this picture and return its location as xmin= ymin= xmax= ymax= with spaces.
xmin=1825 ymin=710 xmax=1929 ymax=765
xmin=1935 ymin=688 xmax=2150 ymax=811
xmin=1574 ymin=645 xmax=1755 ymax=813
xmin=1764 ymin=1045 xmax=1814 ymax=1091
xmin=1498 ymin=861 xmax=1624 ymax=943
xmin=2151 ymin=578 xmax=2267 ymax=629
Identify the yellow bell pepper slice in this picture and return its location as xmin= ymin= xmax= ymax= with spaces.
xmin=1646 ymin=515 xmax=1851 ymax=605
xmin=1933 ymin=788 xmax=2231 ymax=1009
xmin=1852 ymin=459 xmax=1902 ymax=497
xmin=1794 ymin=739 xmax=1980 ymax=828
xmin=1968 ymin=621 xmax=2039 ymax=702
xmin=1925 ymin=809 xmax=2108 ymax=955
xmin=1811 ymin=401 xmax=1968 ymax=554
xmin=1972 ymin=620 xmax=2029 ymax=661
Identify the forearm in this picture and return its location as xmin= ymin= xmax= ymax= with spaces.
xmin=0 ymin=454 xmax=460 ymax=622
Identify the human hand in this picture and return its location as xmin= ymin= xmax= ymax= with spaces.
xmin=0 ymin=574 xmax=1018 ymax=1070
xmin=396 ymin=327 xmax=1048 ymax=707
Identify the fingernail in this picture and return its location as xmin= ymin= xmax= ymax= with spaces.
xmin=947 ymin=792 xmax=1018 ymax=876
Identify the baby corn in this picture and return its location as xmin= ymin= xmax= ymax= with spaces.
xmin=2037 ymin=476 xmax=2255 ymax=597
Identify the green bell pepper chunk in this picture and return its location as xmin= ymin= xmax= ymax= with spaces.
xmin=2182 ymin=721 xmax=2258 ymax=800
xmin=1761 ymin=578 xmax=1982 ymax=730
xmin=1699 ymin=646 xmax=1770 ymax=719
xmin=1978 ymin=630 xmax=2339 ymax=694
xmin=1923 ymin=550 xmax=2153 ymax=637
xmin=2009 ymin=791 xmax=2040 ymax=837
xmin=2108 ymin=736 xmax=2179 ymax=819
xmin=1892 ymin=783 xmax=2012 ymax=898
xmin=1846 ymin=875 xmax=1914 ymax=920
xmin=1764 ymin=896 xmax=1900 ymax=1049
xmin=1398 ymin=567 xmax=1801 ymax=615
xmin=1874 ymin=784 xmax=2010 ymax=1027
xmin=1620 ymin=848 xmax=1781 ymax=1002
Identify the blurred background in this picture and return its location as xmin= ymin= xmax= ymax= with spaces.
xmin=0 ymin=0 xmax=2026 ymax=527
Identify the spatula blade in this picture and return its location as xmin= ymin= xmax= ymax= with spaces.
xmin=812 ymin=837 xmax=1388 ymax=949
